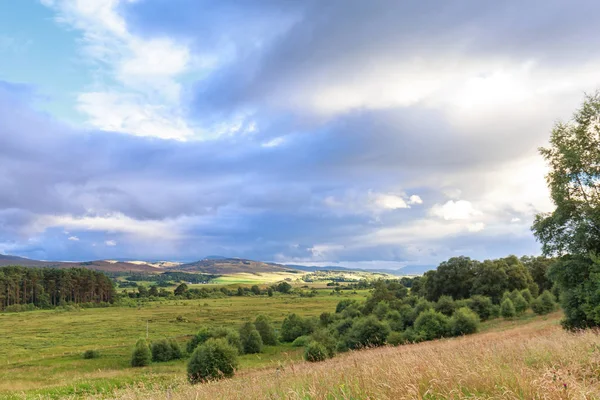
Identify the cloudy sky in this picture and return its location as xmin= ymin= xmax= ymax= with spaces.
xmin=0 ymin=0 xmax=598 ymax=268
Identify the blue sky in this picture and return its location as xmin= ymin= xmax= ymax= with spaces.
xmin=1 ymin=0 xmax=599 ymax=268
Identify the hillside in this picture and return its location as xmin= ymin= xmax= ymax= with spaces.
xmin=0 ymin=254 xmax=159 ymax=273
xmin=176 ymin=258 xmax=299 ymax=274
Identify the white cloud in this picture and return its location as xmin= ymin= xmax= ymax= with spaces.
xmin=261 ymin=136 xmax=285 ymax=148
xmin=408 ymin=195 xmax=423 ymax=205
xmin=511 ymin=217 xmax=521 ymax=223
xmin=67 ymin=236 xmax=79 ymax=241
xmin=431 ymin=200 xmax=481 ymax=221
xmin=373 ymin=194 xmax=409 ymax=210
xmin=105 ymin=240 xmax=117 ymax=246
xmin=467 ymin=222 xmax=485 ymax=232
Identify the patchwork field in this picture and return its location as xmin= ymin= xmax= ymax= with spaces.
xmin=0 ymin=290 xmax=367 ymax=399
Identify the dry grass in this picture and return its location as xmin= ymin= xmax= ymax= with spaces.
xmin=94 ymin=313 xmax=600 ymax=400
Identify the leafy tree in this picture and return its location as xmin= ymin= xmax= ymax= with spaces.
xmin=335 ymin=299 xmax=358 ymax=314
xmin=254 ymin=315 xmax=277 ymax=345
xmin=521 ymin=256 xmax=554 ymax=293
xmin=413 ymin=310 xmax=450 ymax=340
xmin=319 ymin=312 xmax=334 ymax=326
xmin=169 ymin=339 xmax=183 ymax=359
xmin=151 ymin=339 xmax=174 ymax=362
xmin=148 ymin=285 xmax=159 ymax=297
xmin=291 ymin=335 xmax=311 ymax=347
xmin=450 ymin=307 xmax=480 ymax=336
xmin=267 ymin=287 xmax=274 ymax=297
xmin=82 ymin=349 xmax=100 ymax=359
xmin=187 ymin=338 xmax=238 ymax=383
xmin=236 ymin=287 xmax=244 ymax=296
xmin=187 ymin=327 xmax=214 ymax=354
xmin=309 ymin=329 xmax=337 ymax=358
xmin=239 ymin=322 xmax=263 ymax=354
xmin=131 ymin=338 xmax=151 ymax=367
xmin=250 ymin=285 xmax=261 ymax=295
xmin=137 ymin=285 xmax=149 ymax=297
xmin=346 ymin=316 xmax=390 ymax=349
xmin=304 ymin=341 xmax=328 ymax=362
xmin=424 ymin=257 xmax=476 ymax=301
xmin=434 ymin=295 xmax=456 ymax=316
xmin=531 ymin=290 xmax=558 ymax=315
xmin=511 ymin=290 xmax=529 ymax=315
xmin=276 ymin=281 xmax=292 ymax=294
xmin=470 ymin=260 xmax=509 ymax=303
xmin=500 ymin=298 xmax=516 ymax=319
xmin=174 ymin=283 xmax=189 ymax=296
xmin=520 ymin=288 xmax=534 ymax=304
xmin=280 ymin=313 xmax=315 ymax=342
xmin=387 ymin=331 xmax=404 ymax=346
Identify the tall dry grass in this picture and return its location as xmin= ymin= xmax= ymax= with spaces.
xmin=97 ymin=314 xmax=600 ymax=400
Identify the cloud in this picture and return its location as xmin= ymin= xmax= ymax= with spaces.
xmin=431 ymin=200 xmax=482 ymax=221
xmin=68 ymin=236 xmax=79 ymax=241
xmin=105 ymin=240 xmax=117 ymax=246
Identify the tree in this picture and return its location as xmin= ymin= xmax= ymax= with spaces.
xmin=169 ymin=339 xmax=183 ymax=359
xmin=187 ymin=338 xmax=238 ymax=383
xmin=424 ymin=257 xmax=476 ymax=301
xmin=531 ymin=290 xmax=558 ymax=315
xmin=250 ymin=285 xmax=261 ymax=295
xmin=346 ymin=316 xmax=390 ymax=349
xmin=511 ymin=290 xmax=529 ymax=315
xmin=521 ymin=256 xmax=554 ymax=293
xmin=267 ymin=287 xmax=274 ymax=297
xmin=254 ymin=315 xmax=277 ymax=345
xmin=276 ymin=281 xmax=292 ymax=294
xmin=149 ymin=285 xmax=159 ymax=297
xmin=413 ymin=310 xmax=450 ymax=340
xmin=304 ymin=341 xmax=328 ymax=362
xmin=280 ymin=313 xmax=314 ymax=342
xmin=174 ymin=283 xmax=189 ymax=296
xmin=151 ymin=339 xmax=173 ymax=362
xmin=434 ymin=295 xmax=456 ymax=316
xmin=500 ymin=298 xmax=516 ymax=319
xmin=450 ymin=307 xmax=480 ymax=336
xmin=239 ymin=322 xmax=263 ymax=354
xmin=532 ymin=93 xmax=600 ymax=329
xmin=131 ymin=338 xmax=151 ymax=367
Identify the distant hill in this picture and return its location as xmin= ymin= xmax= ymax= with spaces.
xmin=176 ymin=258 xmax=299 ymax=274
xmin=285 ymin=263 xmax=434 ymax=276
xmin=0 ymin=254 xmax=159 ymax=273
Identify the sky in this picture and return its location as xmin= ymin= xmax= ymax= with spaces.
xmin=0 ymin=0 xmax=599 ymax=269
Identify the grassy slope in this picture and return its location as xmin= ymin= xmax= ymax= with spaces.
xmin=0 ymin=291 xmax=367 ymax=398
xmin=101 ymin=312 xmax=600 ymax=400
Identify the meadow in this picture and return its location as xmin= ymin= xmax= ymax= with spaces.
xmin=0 ymin=289 xmax=368 ymax=399
xmin=91 ymin=312 xmax=600 ymax=400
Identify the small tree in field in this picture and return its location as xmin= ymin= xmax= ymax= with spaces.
xmin=254 ymin=315 xmax=277 ymax=345
xmin=239 ymin=322 xmax=263 ymax=354
xmin=531 ymin=290 xmax=558 ymax=315
xmin=304 ymin=341 xmax=328 ymax=362
xmin=151 ymin=339 xmax=173 ymax=362
xmin=187 ymin=339 xmax=238 ymax=383
xmin=414 ymin=310 xmax=450 ymax=340
xmin=511 ymin=291 xmax=529 ymax=315
xmin=131 ymin=338 xmax=151 ymax=367
xmin=450 ymin=307 xmax=480 ymax=336
xmin=500 ymin=298 xmax=516 ymax=319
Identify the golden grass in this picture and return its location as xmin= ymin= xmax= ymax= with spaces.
xmin=95 ymin=313 xmax=600 ymax=400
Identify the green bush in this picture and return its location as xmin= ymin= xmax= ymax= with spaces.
xmin=309 ymin=329 xmax=336 ymax=358
xmin=225 ymin=330 xmax=243 ymax=353
xmin=512 ymin=291 xmax=529 ymax=315
xmin=82 ymin=349 xmax=100 ymax=359
xmin=291 ymin=335 xmax=311 ymax=347
xmin=186 ymin=327 xmax=215 ymax=354
xmin=373 ymin=302 xmax=390 ymax=320
xmin=414 ymin=310 xmax=450 ymax=340
xmin=151 ymin=339 xmax=174 ymax=362
xmin=187 ymin=338 xmax=238 ymax=383
xmin=304 ymin=341 xmax=328 ymax=362
xmin=387 ymin=331 xmax=404 ymax=346
xmin=434 ymin=295 xmax=456 ymax=316
xmin=531 ymin=290 xmax=558 ymax=315
xmin=335 ymin=299 xmax=358 ymax=313
xmin=280 ymin=314 xmax=315 ymax=342
xmin=254 ymin=315 xmax=277 ymax=345
xmin=169 ymin=339 xmax=183 ymax=359
xmin=400 ymin=327 xmax=421 ymax=344
xmin=500 ymin=298 xmax=516 ymax=319
xmin=450 ymin=307 xmax=480 ymax=336
xmin=131 ymin=338 xmax=151 ymax=367
xmin=346 ymin=316 xmax=390 ymax=349
xmin=239 ymin=322 xmax=263 ymax=354
xmin=467 ymin=295 xmax=495 ymax=321
xmin=520 ymin=288 xmax=534 ymax=304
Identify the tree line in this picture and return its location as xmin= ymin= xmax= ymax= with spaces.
xmin=0 ymin=266 xmax=115 ymax=310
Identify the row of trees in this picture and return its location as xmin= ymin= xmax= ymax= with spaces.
xmin=0 ymin=266 xmax=115 ymax=310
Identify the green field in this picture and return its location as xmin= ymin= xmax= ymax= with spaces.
xmin=0 ymin=290 xmax=368 ymax=399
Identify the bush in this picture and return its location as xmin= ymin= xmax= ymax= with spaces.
xmin=82 ymin=349 xmax=100 ymax=359
xmin=187 ymin=338 xmax=238 ymax=383
xmin=414 ymin=310 xmax=450 ymax=340
xmin=387 ymin=331 xmax=404 ymax=346
xmin=304 ymin=341 xmax=328 ymax=362
xmin=291 ymin=335 xmax=311 ymax=347
xmin=309 ymin=329 xmax=336 ymax=358
xmin=151 ymin=339 xmax=174 ymax=362
xmin=500 ymin=298 xmax=516 ymax=319
xmin=131 ymin=338 xmax=151 ymax=367
xmin=346 ymin=316 xmax=391 ymax=349
xmin=467 ymin=295 xmax=495 ymax=321
xmin=280 ymin=314 xmax=314 ymax=342
xmin=187 ymin=327 xmax=214 ymax=354
xmin=512 ymin=291 xmax=529 ymax=315
xmin=169 ymin=339 xmax=183 ymax=359
xmin=373 ymin=302 xmax=390 ymax=320
xmin=520 ymin=288 xmax=534 ymax=304
xmin=531 ymin=290 xmax=558 ymax=315
xmin=254 ymin=315 xmax=277 ymax=345
xmin=239 ymin=322 xmax=263 ymax=354
xmin=225 ymin=330 xmax=243 ymax=353
xmin=336 ymin=299 xmax=358 ymax=313
xmin=450 ymin=307 xmax=480 ymax=336
xmin=435 ymin=295 xmax=456 ymax=316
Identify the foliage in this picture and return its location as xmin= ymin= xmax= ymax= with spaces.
xmin=169 ymin=339 xmax=183 ymax=359
xmin=386 ymin=331 xmax=404 ymax=346
xmin=187 ymin=338 xmax=238 ymax=383
xmin=511 ymin=290 xmax=529 ymax=315
xmin=292 ymin=335 xmax=311 ymax=347
xmin=131 ymin=338 xmax=151 ymax=367
xmin=500 ymin=298 xmax=516 ymax=319
xmin=174 ymin=283 xmax=189 ymax=296
xmin=304 ymin=341 xmax=328 ymax=362
xmin=435 ymin=295 xmax=456 ymax=316
xmin=239 ymin=322 xmax=263 ymax=354
xmin=424 ymin=256 xmax=476 ymax=301
xmin=531 ymin=290 xmax=558 ymax=315
xmin=414 ymin=310 xmax=450 ymax=340
xmin=254 ymin=315 xmax=277 ymax=345
xmin=345 ymin=316 xmax=390 ymax=349
xmin=151 ymin=339 xmax=175 ymax=362
xmin=450 ymin=307 xmax=480 ymax=336
xmin=280 ymin=313 xmax=315 ymax=342
xmin=82 ymin=349 xmax=100 ymax=359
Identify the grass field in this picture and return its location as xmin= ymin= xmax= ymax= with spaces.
xmin=95 ymin=311 xmax=600 ymax=400
xmin=0 ymin=290 xmax=367 ymax=399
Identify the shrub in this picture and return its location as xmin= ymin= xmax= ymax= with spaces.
xmin=435 ymin=295 xmax=456 ymax=316
xmin=373 ymin=302 xmax=390 ymax=320
xmin=254 ymin=315 xmax=277 ymax=345
xmin=239 ymin=322 xmax=263 ymax=354
xmin=500 ymin=298 xmax=516 ymax=319
xmin=169 ymin=339 xmax=183 ymax=359
xmin=414 ymin=310 xmax=450 ymax=340
xmin=319 ymin=312 xmax=334 ymax=326
xmin=187 ymin=338 xmax=238 ymax=383
xmin=467 ymin=295 xmax=495 ymax=321
xmin=512 ymin=291 xmax=529 ymax=315
xmin=309 ymin=329 xmax=336 ymax=358
xmin=520 ymin=288 xmax=534 ymax=304
xmin=225 ymin=330 xmax=243 ymax=353
xmin=280 ymin=314 xmax=314 ymax=342
xmin=450 ymin=307 xmax=480 ymax=336
xmin=400 ymin=327 xmax=421 ymax=344
xmin=131 ymin=338 xmax=151 ymax=367
xmin=82 ymin=349 xmax=100 ymax=359
xmin=151 ymin=339 xmax=174 ymax=362
xmin=335 ymin=299 xmax=358 ymax=314
xmin=385 ymin=310 xmax=405 ymax=332
xmin=292 ymin=335 xmax=311 ymax=347
xmin=531 ymin=290 xmax=558 ymax=315
xmin=346 ymin=316 xmax=391 ymax=349
xmin=304 ymin=341 xmax=328 ymax=362
xmin=187 ymin=327 xmax=214 ymax=354
xmin=387 ymin=331 xmax=404 ymax=346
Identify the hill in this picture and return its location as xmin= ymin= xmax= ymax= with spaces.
xmin=286 ymin=263 xmax=434 ymax=275
xmin=0 ymin=254 xmax=159 ymax=273
xmin=176 ymin=258 xmax=299 ymax=274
